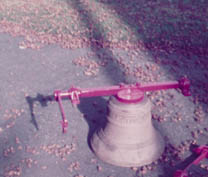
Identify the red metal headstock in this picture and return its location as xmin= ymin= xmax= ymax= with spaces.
xmin=54 ymin=77 xmax=191 ymax=133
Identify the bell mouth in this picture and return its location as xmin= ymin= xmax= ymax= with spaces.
xmin=115 ymin=88 xmax=144 ymax=104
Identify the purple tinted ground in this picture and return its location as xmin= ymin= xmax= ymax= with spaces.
xmin=1 ymin=1 xmax=208 ymax=177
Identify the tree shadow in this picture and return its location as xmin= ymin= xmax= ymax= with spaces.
xmin=97 ymin=0 xmax=208 ymax=113
xmin=97 ymin=0 xmax=208 ymax=55
xmin=67 ymin=0 xmax=129 ymax=85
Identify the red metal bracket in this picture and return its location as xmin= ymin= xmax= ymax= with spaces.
xmin=54 ymin=77 xmax=191 ymax=133
xmin=174 ymin=145 xmax=208 ymax=177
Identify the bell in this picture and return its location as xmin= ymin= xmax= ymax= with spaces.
xmin=54 ymin=78 xmax=190 ymax=165
xmin=90 ymin=89 xmax=165 ymax=167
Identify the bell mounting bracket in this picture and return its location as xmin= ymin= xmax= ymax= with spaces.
xmin=54 ymin=77 xmax=191 ymax=133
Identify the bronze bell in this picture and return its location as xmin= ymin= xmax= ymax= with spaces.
xmin=91 ymin=89 xmax=164 ymax=167
xmin=54 ymin=77 xmax=190 ymax=167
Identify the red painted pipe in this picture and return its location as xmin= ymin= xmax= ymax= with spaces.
xmin=54 ymin=77 xmax=191 ymax=133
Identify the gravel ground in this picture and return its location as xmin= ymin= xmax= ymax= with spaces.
xmin=0 ymin=0 xmax=208 ymax=177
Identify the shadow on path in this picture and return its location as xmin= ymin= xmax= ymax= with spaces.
xmin=97 ymin=0 xmax=208 ymax=111
xmin=25 ymin=92 xmax=108 ymax=152
xmin=26 ymin=94 xmax=54 ymax=130
xmin=67 ymin=0 xmax=128 ymax=85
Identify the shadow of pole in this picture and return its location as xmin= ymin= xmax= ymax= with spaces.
xmin=25 ymin=94 xmax=54 ymax=131
xmin=25 ymin=91 xmax=109 ymax=152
